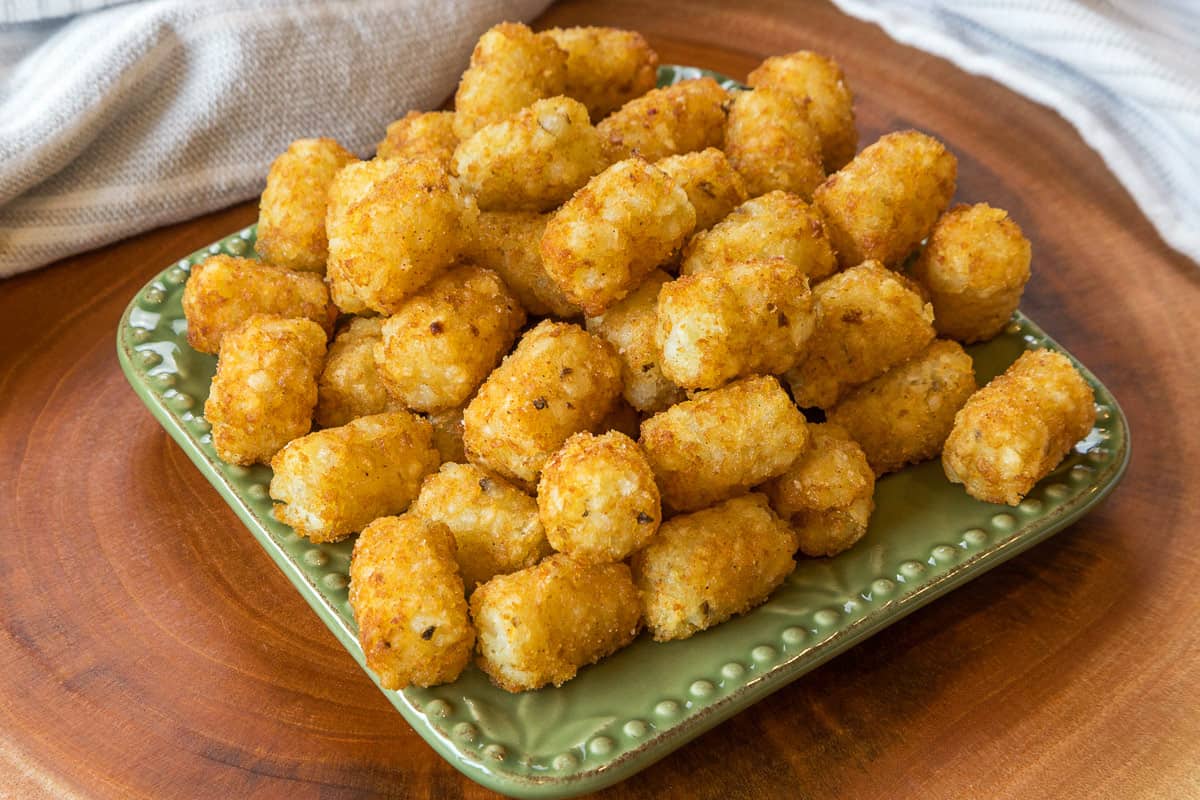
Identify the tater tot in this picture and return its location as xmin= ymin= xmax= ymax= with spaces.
xmin=376 ymin=110 xmax=459 ymax=167
xmin=656 ymin=257 xmax=816 ymax=390
xmin=540 ymin=158 xmax=696 ymax=315
xmin=631 ymin=494 xmax=797 ymax=641
xmin=597 ymin=77 xmax=729 ymax=163
xmin=349 ymin=515 xmax=473 ymax=689
xmin=639 ymin=375 xmax=808 ymax=511
xmin=466 ymin=211 xmax=581 ymax=318
xmin=655 ymin=148 xmax=748 ymax=232
xmin=463 ymin=320 xmax=623 ymax=488
xmin=537 ymin=431 xmax=661 ymax=563
xmin=269 ymin=411 xmax=440 ymax=542
xmin=410 ymin=462 xmax=550 ymax=591
xmin=585 ymin=269 xmax=683 ymax=413
xmin=205 ymin=315 xmax=326 ymax=466
xmin=785 ymin=261 xmax=935 ymax=409
xmin=942 ymin=349 xmax=1095 ymax=506
xmin=324 ymin=158 xmax=402 ymax=314
xmin=828 ymin=340 xmax=976 ymax=475
xmin=182 ymin=254 xmax=335 ymax=354
xmin=761 ymin=423 xmax=875 ymax=557
xmin=471 ymin=553 xmax=641 ymax=692
xmin=453 ymin=96 xmax=606 ymax=212
xmin=255 ymin=138 xmax=358 ymax=273
xmin=911 ymin=203 xmax=1033 ymax=343
xmin=748 ymin=51 xmax=858 ymax=171
xmin=724 ymin=87 xmax=825 ymax=200
xmin=545 ymin=26 xmax=659 ymax=121
xmin=315 ymin=318 xmax=404 ymax=429
xmin=814 ymin=130 xmax=957 ymax=269
xmin=680 ymin=191 xmax=837 ymax=282
xmin=427 ymin=406 xmax=467 ymax=464
xmin=326 ymin=157 xmax=477 ymax=315
xmin=453 ymin=22 xmax=567 ymax=140
xmin=375 ymin=265 xmax=525 ymax=412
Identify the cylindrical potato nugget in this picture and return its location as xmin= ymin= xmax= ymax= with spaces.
xmin=585 ymin=269 xmax=683 ymax=413
xmin=537 ymin=431 xmax=661 ymax=563
xmin=463 ymin=320 xmax=623 ymax=488
xmin=324 ymin=158 xmax=402 ymax=314
xmin=680 ymin=191 xmax=837 ymax=283
xmin=654 ymin=148 xmax=748 ymax=232
xmin=761 ymin=423 xmax=875 ymax=557
xmin=205 ymin=315 xmax=326 ymax=466
xmin=326 ymin=157 xmax=477 ymax=315
xmin=911 ymin=203 xmax=1032 ymax=343
xmin=349 ymin=515 xmax=473 ymax=689
xmin=454 ymin=96 xmax=607 ymax=212
xmin=453 ymin=22 xmax=567 ymax=140
xmin=427 ymin=406 xmax=467 ymax=464
xmin=269 ymin=411 xmax=440 ymax=542
xmin=540 ymin=158 xmax=696 ymax=315
xmin=545 ymin=26 xmax=658 ymax=121
xmin=785 ymin=261 xmax=935 ymax=409
xmin=471 ymin=553 xmax=641 ymax=692
xmin=656 ymin=258 xmax=816 ymax=390
xmin=943 ymin=349 xmax=1095 ymax=506
xmin=747 ymin=51 xmax=858 ymax=171
xmin=376 ymin=110 xmax=459 ymax=167
xmin=466 ymin=211 xmax=581 ymax=318
xmin=375 ymin=265 xmax=525 ymax=412
xmin=410 ymin=462 xmax=550 ymax=591
xmin=631 ymin=494 xmax=797 ymax=641
xmin=315 ymin=318 xmax=404 ymax=429
xmin=182 ymin=255 xmax=335 ymax=354
xmin=255 ymin=137 xmax=358 ymax=272
xmin=639 ymin=376 xmax=809 ymax=511
xmin=724 ymin=87 xmax=825 ymax=200
xmin=597 ymin=77 xmax=729 ymax=163
xmin=828 ymin=340 xmax=977 ymax=475
xmin=814 ymin=130 xmax=957 ymax=269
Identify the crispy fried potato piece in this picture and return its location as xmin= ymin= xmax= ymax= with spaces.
xmin=427 ymin=405 xmax=467 ymax=464
xmin=943 ymin=349 xmax=1095 ymax=506
xmin=326 ymin=157 xmax=477 ymax=315
xmin=597 ymin=77 xmax=728 ymax=162
xmin=315 ymin=317 xmax=404 ymax=429
xmin=376 ymin=265 xmax=525 ymax=412
xmin=828 ymin=340 xmax=976 ymax=475
xmin=815 ymin=130 xmax=957 ymax=269
xmin=463 ymin=320 xmax=623 ymax=489
xmin=541 ymin=158 xmax=695 ymax=315
xmin=205 ymin=315 xmax=326 ymax=465
xmin=748 ymin=51 xmax=857 ymax=171
xmin=680 ymin=191 xmax=837 ymax=282
xmin=466 ymin=211 xmax=581 ymax=318
xmin=269 ymin=411 xmax=439 ymax=542
xmin=639 ymin=375 xmax=808 ymax=511
xmin=724 ymin=87 xmax=825 ymax=200
xmin=376 ymin=110 xmax=459 ymax=167
xmin=349 ymin=515 xmax=473 ymax=689
xmin=631 ymin=494 xmax=797 ymax=641
xmin=785 ymin=261 xmax=935 ymax=409
xmin=410 ymin=462 xmax=550 ymax=591
xmin=537 ymin=431 xmax=661 ymax=563
xmin=182 ymin=254 xmax=335 ymax=354
xmin=471 ymin=553 xmax=640 ymax=692
xmin=761 ymin=423 xmax=875 ymax=557
xmin=656 ymin=257 xmax=816 ymax=390
xmin=255 ymin=138 xmax=357 ymax=272
xmin=911 ymin=203 xmax=1032 ymax=343
xmin=453 ymin=22 xmax=567 ymax=140
xmin=546 ymin=26 xmax=658 ymax=121
xmin=655 ymin=148 xmax=748 ymax=232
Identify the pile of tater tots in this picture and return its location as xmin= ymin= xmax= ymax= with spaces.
xmin=182 ymin=23 xmax=1097 ymax=693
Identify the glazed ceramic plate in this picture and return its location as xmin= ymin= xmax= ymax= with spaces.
xmin=116 ymin=67 xmax=1129 ymax=799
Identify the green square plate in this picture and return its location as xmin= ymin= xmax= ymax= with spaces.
xmin=116 ymin=66 xmax=1129 ymax=799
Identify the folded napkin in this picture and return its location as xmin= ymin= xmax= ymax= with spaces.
xmin=0 ymin=0 xmax=550 ymax=277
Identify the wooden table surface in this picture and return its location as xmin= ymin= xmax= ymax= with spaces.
xmin=2 ymin=1 xmax=1198 ymax=797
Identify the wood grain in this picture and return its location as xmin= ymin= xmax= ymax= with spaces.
xmin=2 ymin=1 xmax=1198 ymax=797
